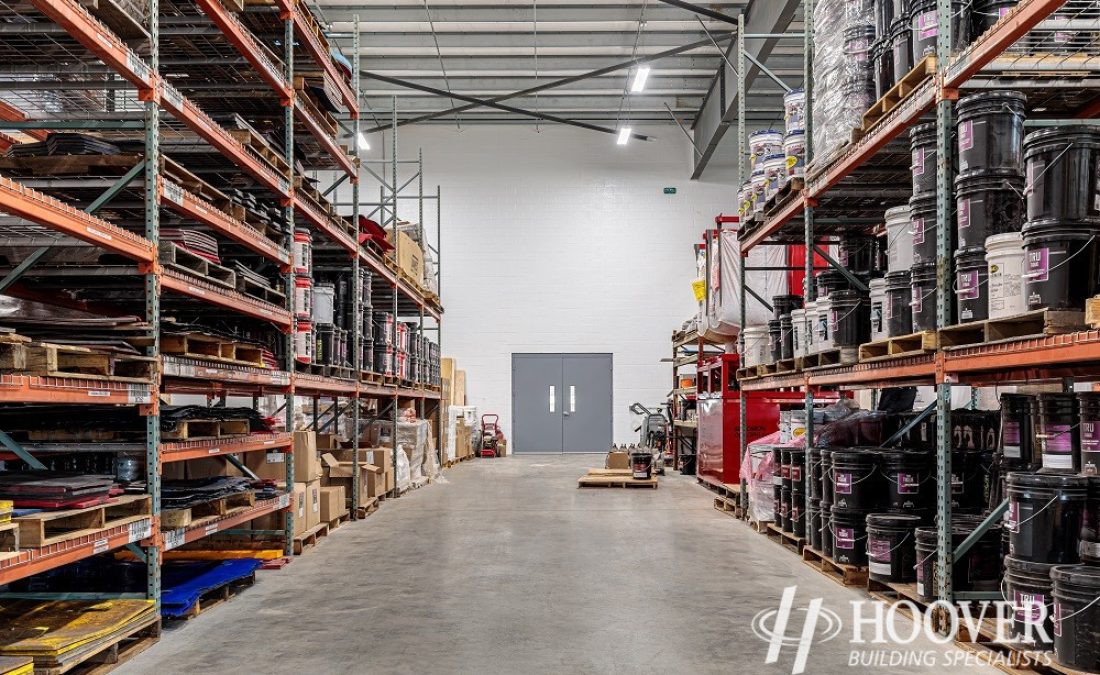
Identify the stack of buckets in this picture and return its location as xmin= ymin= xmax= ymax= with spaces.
xmin=1000 ymin=388 xmax=1100 ymax=669
xmin=373 ymin=311 xmax=396 ymax=376
xmin=737 ymin=89 xmax=806 ymax=220
xmin=292 ymin=228 xmax=314 ymax=365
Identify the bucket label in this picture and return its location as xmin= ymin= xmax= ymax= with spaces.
xmin=958 ymin=197 xmax=971 ymax=232
xmin=1003 ymin=421 xmax=1022 ymax=458
xmin=912 ymin=217 xmax=924 ymax=245
xmin=898 ymin=472 xmax=920 ymax=494
xmin=834 ymin=471 xmax=853 ymax=495
xmin=868 ymin=537 xmax=891 ymax=562
xmin=958 ymin=269 xmax=980 ymax=301
xmin=872 ymin=304 xmax=883 ymax=333
xmin=912 ymin=287 xmax=923 ymax=314
xmin=791 ymin=466 xmax=802 ymax=482
xmin=1014 ymin=590 xmax=1047 ymax=623
xmin=1081 ymin=421 xmax=1100 ymax=452
xmin=951 ymin=471 xmax=964 ymax=494
xmin=791 ymin=506 xmax=801 ymax=520
xmin=779 ymin=502 xmax=788 ymax=517
xmin=1007 ymin=500 xmax=1020 ymax=533
xmin=781 ymin=464 xmax=790 ymax=479
xmin=773 ymin=475 xmax=783 ymax=486
xmin=1053 ymin=601 xmax=1063 ymax=638
xmin=958 ymin=120 xmax=974 ymax=154
xmin=1043 ymin=423 xmax=1075 ymax=470
xmin=1026 ymin=247 xmax=1050 ymax=283
xmin=835 ymin=526 xmax=855 ymax=549
xmin=912 ymin=148 xmax=925 ymax=178
xmin=917 ymin=10 xmax=938 ymax=39
xmin=884 ymin=297 xmax=893 ymax=320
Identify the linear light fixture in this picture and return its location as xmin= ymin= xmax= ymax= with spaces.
xmin=357 ymin=132 xmax=370 ymax=150
xmin=617 ymin=127 xmax=632 ymax=145
xmin=630 ymin=66 xmax=651 ymax=93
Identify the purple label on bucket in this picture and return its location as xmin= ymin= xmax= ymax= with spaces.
xmin=1081 ymin=421 xmax=1100 ymax=451
xmin=1003 ymin=421 xmax=1022 ymax=458
xmin=912 ymin=286 xmax=923 ymax=314
xmin=836 ymin=527 xmax=855 ymax=549
xmin=958 ymin=197 xmax=971 ymax=230
xmin=951 ymin=471 xmax=964 ymax=494
xmin=1007 ymin=500 xmax=1019 ymax=533
xmin=958 ymin=270 xmax=980 ymax=301
xmin=830 ymin=310 xmax=839 ymax=335
xmin=1014 ymin=590 xmax=1046 ymax=623
xmin=898 ymin=472 xmax=920 ymax=494
xmin=912 ymin=217 xmax=924 ymax=245
xmin=834 ymin=472 xmax=853 ymax=495
xmin=917 ymin=10 xmax=938 ymax=39
xmin=959 ymin=120 xmax=974 ymax=153
xmin=868 ymin=537 xmax=891 ymax=562
xmin=1045 ymin=423 xmax=1074 ymax=453
xmin=999 ymin=6 xmax=1011 ymax=16
xmin=912 ymin=148 xmax=925 ymax=177
xmin=791 ymin=466 xmax=802 ymax=482
xmin=1054 ymin=602 xmax=1063 ymax=637
xmin=1026 ymin=248 xmax=1050 ymax=283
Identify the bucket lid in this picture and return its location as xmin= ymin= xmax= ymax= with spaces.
xmin=784 ymin=87 xmax=806 ymax=99
xmin=1024 ymin=126 xmax=1100 ymax=154
xmin=750 ymin=129 xmax=783 ymax=141
xmin=1006 ymin=471 xmax=1088 ymax=490
xmin=1051 ymin=564 xmax=1100 ymax=588
xmin=954 ymin=246 xmax=988 ymax=262
xmin=885 ymin=269 xmax=912 ymax=284
xmin=957 ymin=90 xmax=1027 ymax=115
xmin=869 ymin=278 xmax=886 ymax=291
xmin=784 ymin=130 xmax=806 ymax=140
xmin=1005 ymin=555 xmax=1058 ymax=577
xmin=909 ymin=122 xmax=937 ymax=140
xmin=866 ymin=512 xmax=923 ymax=527
xmin=985 ymin=232 xmax=1023 ymax=249
xmin=880 ymin=449 xmax=931 ymax=464
xmin=885 ymin=204 xmax=912 ymax=220
xmin=830 ymin=447 xmax=879 ymax=463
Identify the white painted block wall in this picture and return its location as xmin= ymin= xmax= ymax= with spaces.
xmin=333 ymin=123 xmax=737 ymax=445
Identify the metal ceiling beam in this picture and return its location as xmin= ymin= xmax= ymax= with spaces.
xmin=689 ymin=0 xmax=801 ymax=178
xmin=651 ymin=0 xmax=739 ymax=24
xmin=363 ymin=33 xmax=733 ymax=133
xmin=360 ymin=70 xmax=656 ymax=140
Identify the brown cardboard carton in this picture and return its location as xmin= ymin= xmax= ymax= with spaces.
xmin=453 ymin=369 xmax=466 ymax=405
xmin=245 ymin=447 xmax=291 ymax=481
xmin=305 ymin=480 xmax=321 ymax=529
xmin=387 ymin=229 xmax=424 ymax=283
xmin=319 ymin=486 xmax=347 ymax=522
xmin=316 ymin=433 xmax=342 ymax=451
xmin=292 ymin=482 xmax=309 ymax=536
xmin=455 ymin=421 xmax=471 ymax=459
xmin=321 ymin=452 xmax=381 ymax=507
xmin=294 ymin=431 xmax=321 ymax=482
xmin=186 ymin=456 xmax=241 ymax=479
xmin=606 ymin=451 xmax=630 ymax=470
xmin=369 ymin=448 xmax=395 ymax=492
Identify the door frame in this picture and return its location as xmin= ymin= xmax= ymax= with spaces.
xmin=511 ymin=352 xmax=614 ymax=454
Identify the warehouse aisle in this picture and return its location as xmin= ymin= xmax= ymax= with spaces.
xmin=117 ymin=456 xmax=979 ymax=675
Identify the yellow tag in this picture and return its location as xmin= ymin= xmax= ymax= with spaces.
xmin=692 ymin=278 xmax=706 ymax=302
xmin=786 ymin=156 xmax=798 ymax=169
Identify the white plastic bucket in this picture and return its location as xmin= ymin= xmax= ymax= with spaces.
xmin=749 ymin=130 xmax=784 ymax=170
xmin=742 ymin=324 xmax=770 ymax=367
xmin=294 ymin=275 xmax=312 ymax=319
xmin=751 ymin=167 xmax=767 ymax=213
xmin=803 ymin=302 xmax=817 ymax=355
xmin=763 ymin=153 xmax=787 ymax=201
xmin=869 ymin=277 xmax=887 ymax=341
xmin=312 ymin=282 xmax=335 ymax=325
xmin=814 ymin=297 xmax=834 ymax=353
xmin=885 ymin=204 xmax=913 ymax=272
xmin=791 ymin=308 xmax=808 ymax=358
xmin=784 ymin=88 xmax=806 ymax=134
xmin=784 ymin=131 xmax=807 ymax=180
xmin=986 ymin=232 xmax=1026 ymax=319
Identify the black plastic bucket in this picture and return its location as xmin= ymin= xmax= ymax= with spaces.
xmin=772 ymin=447 xmax=783 ymax=522
xmin=910 ymin=123 xmax=939 ymax=196
xmin=844 ymin=25 xmax=876 ymax=84
xmin=808 ymin=498 xmax=822 ymax=550
xmin=816 ymin=270 xmax=863 ymax=298
xmin=1021 ymin=223 xmax=1100 ymax=311
xmin=951 ymin=449 xmax=986 ymax=513
xmin=953 ymin=408 xmax=1000 ymax=452
xmin=956 ymin=90 xmax=1027 ymax=175
xmin=781 ymin=447 xmax=793 ymax=492
xmin=908 ymin=193 xmax=940 ymax=263
xmin=809 ymin=447 xmax=824 ymax=500
xmin=821 ymin=449 xmax=834 ymax=505
xmin=773 ymin=294 xmax=804 ymax=318
xmin=1007 ymin=471 xmax=1088 ymax=563
xmin=830 ymin=289 xmax=870 ymax=348
xmin=866 ymin=512 xmax=922 ymax=582
xmin=1051 ymin=564 xmax=1100 ymax=671
xmin=881 ymin=449 xmax=934 ymax=510
xmin=889 ymin=17 xmax=913 ymax=84
xmin=1000 ymin=393 xmax=1037 ymax=469
xmin=768 ymin=318 xmax=783 ymax=363
xmin=872 ymin=38 xmax=893 ymax=101
xmin=780 ymin=314 xmax=794 ymax=360
xmin=1035 ymin=393 xmax=1081 ymax=473
xmin=839 ymin=234 xmax=878 ymax=274
xmin=1079 ymin=393 xmax=1100 ymax=476
xmin=915 ymin=521 xmax=1003 ymax=601
xmin=910 ymin=261 xmax=938 ymax=331
xmin=1080 ymin=478 xmax=1100 ymax=564
xmin=874 ymin=0 xmax=898 ymax=39
xmin=1005 ymin=555 xmax=1057 ymax=650
xmin=1024 ymin=127 xmax=1100 ymax=226
xmin=792 ymin=489 xmax=806 ymax=538
xmin=831 ymin=448 xmax=883 ymax=510
xmin=831 ymin=507 xmax=871 ymax=565
xmin=910 ymin=0 xmax=970 ymax=62
xmin=972 ymin=0 xmax=1018 ymax=35
xmin=820 ymin=501 xmax=834 ymax=557
xmin=780 ymin=485 xmax=793 ymax=532
xmin=955 ymin=246 xmax=989 ymax=323
xmin=954 ymin=172 xmax=1025 ymax=248
xmin=884 ymin=270 xmax=913 ymax=336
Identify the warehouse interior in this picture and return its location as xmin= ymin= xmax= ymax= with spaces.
xmin=0 ymin=0 xmax=1097 ymax=673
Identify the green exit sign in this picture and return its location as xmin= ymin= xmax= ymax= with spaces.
xmin=664 ymin=187 xmax=677 ymax=195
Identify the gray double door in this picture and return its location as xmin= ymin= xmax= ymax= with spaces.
xmin=512 ymin=353 xmax=612 ymax=453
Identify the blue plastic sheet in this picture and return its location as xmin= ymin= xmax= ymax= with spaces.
xmin=160 ymin=559 xmax=262 ymax=618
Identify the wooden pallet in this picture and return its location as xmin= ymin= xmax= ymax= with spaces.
xmin=748 ymin=518 xmax=771 ymax=534
xmin=292 ymin=522 xmax=329 ymax=555
xmin=236 ymin=275 xmax=286 ymax=306
xmin=858 ymin=330 xmax=939 ymax=362
xmin=801 ymin=546 xmax=868 ymax=587
xmin=577 ymin=468 xmax=658 ymax=489
xmin=862 ymin=55 xmax=937 ymax=131
xmin=161 ymin=419 xmax=251 ymax=441
xmin=0 ymin=522 xmax=18 ymax=561
xmin=939 ymin=309 xmax=1085 ymax=349
xmin=713 ymin=494 xmax=743 ymax=519
xmin=161 ymin=333 xmax=265 ymax=368
xmin=13 ymin=495 xmax=150 ymax=548
xmin=37 ymin=614 xmax=160 ymax=675
xmin=1085 ymin=295 xmax=1100 ymax=329
xmin=326 ymin=511 xmax=351 ymax=530
xmin=354 ymin=498 xmax=379 ymax=519
xmin=171 ymin=571 xmax=257 ymax=621
xmin=295 ymin=362 xmax=355 ymax=380
xmin=696 ymin=477 xmax=740 ymax=500
xmin=227 ymin=128 xmax=291 ymax=177
xmin=766 ymin=523 xmax=806 ymax=554
xmin=803 ymin=347 xmax=859 ymax=370
xmin=160 ymin=492 xmax=255 ymax=529
xmin=954 ymin=618 xmax=1071 ymax=675
xmin=762 ymin=177 xmax=805 ymax=216
xmin=866 ymin=578 xmax=927 ymax=617
xmin=159 ymin=243 xmax=237 ymax=289
xmin=14 ymin=342 xmax=156 ymax=381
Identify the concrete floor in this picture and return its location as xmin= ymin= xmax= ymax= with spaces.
xmin=118 ymin=455 xmax=986 ymax=675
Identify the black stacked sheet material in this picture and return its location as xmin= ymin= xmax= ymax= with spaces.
xmin=161 ymin=476 xmax=253 ymax=511
xmin=161 ymin=229 xmax=221 ymax=263
xmin=0 ymin=472 xmax=115 ymax=508
xmin=160 ymin=405 xmax=276 ymax=434
xmin=6 ymin=133 xmax=122 ymax=157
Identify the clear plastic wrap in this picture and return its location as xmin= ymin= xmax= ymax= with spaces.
xmin=395 ymin=446 xmax=411 ymax=491
xmin=812 ymin=0 xmax=876 ymax=163
xmin=703 ymin=228 xmax=787 ymax=343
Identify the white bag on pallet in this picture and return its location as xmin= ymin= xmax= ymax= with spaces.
xmin=702 ymin=228 xmax=786 ymax=344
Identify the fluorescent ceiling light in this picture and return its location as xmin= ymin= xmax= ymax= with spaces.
xmin=357 ymin=132 xmax=370 ymax=150
xmin=617 ymin=127 xmax=632 ymax=145
xmin=630 ymin=66 xmax=651 ymax=93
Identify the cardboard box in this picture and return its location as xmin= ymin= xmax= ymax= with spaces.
xmin=455 ymin=421 xmax=471 ymax=459
xmin=387 ymin=229 xmax=424 ymax=283
xmin=306 ymin=480 xmax=321 ymax=530
xmin=294 ymin=431 xmax=321 ymax=483
xmin=319 ymin=486 xmax=347 ymax=522
xmin=369 ymin=448 xmax=395 ymax=492
xmin=316 ymin=433 xmax=343 ymax=451
xmin=453 ymin=369 xmax=466 ymax=405
xmin=606 ymin=451 xmax=630 ymax=470
xmin=292 ymin=482 xmax=309 ymax=536
xmin=245 ymin=447 xmax=292 ymax=481
xmin=321 ymin=451 xmax=384 ymax=507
